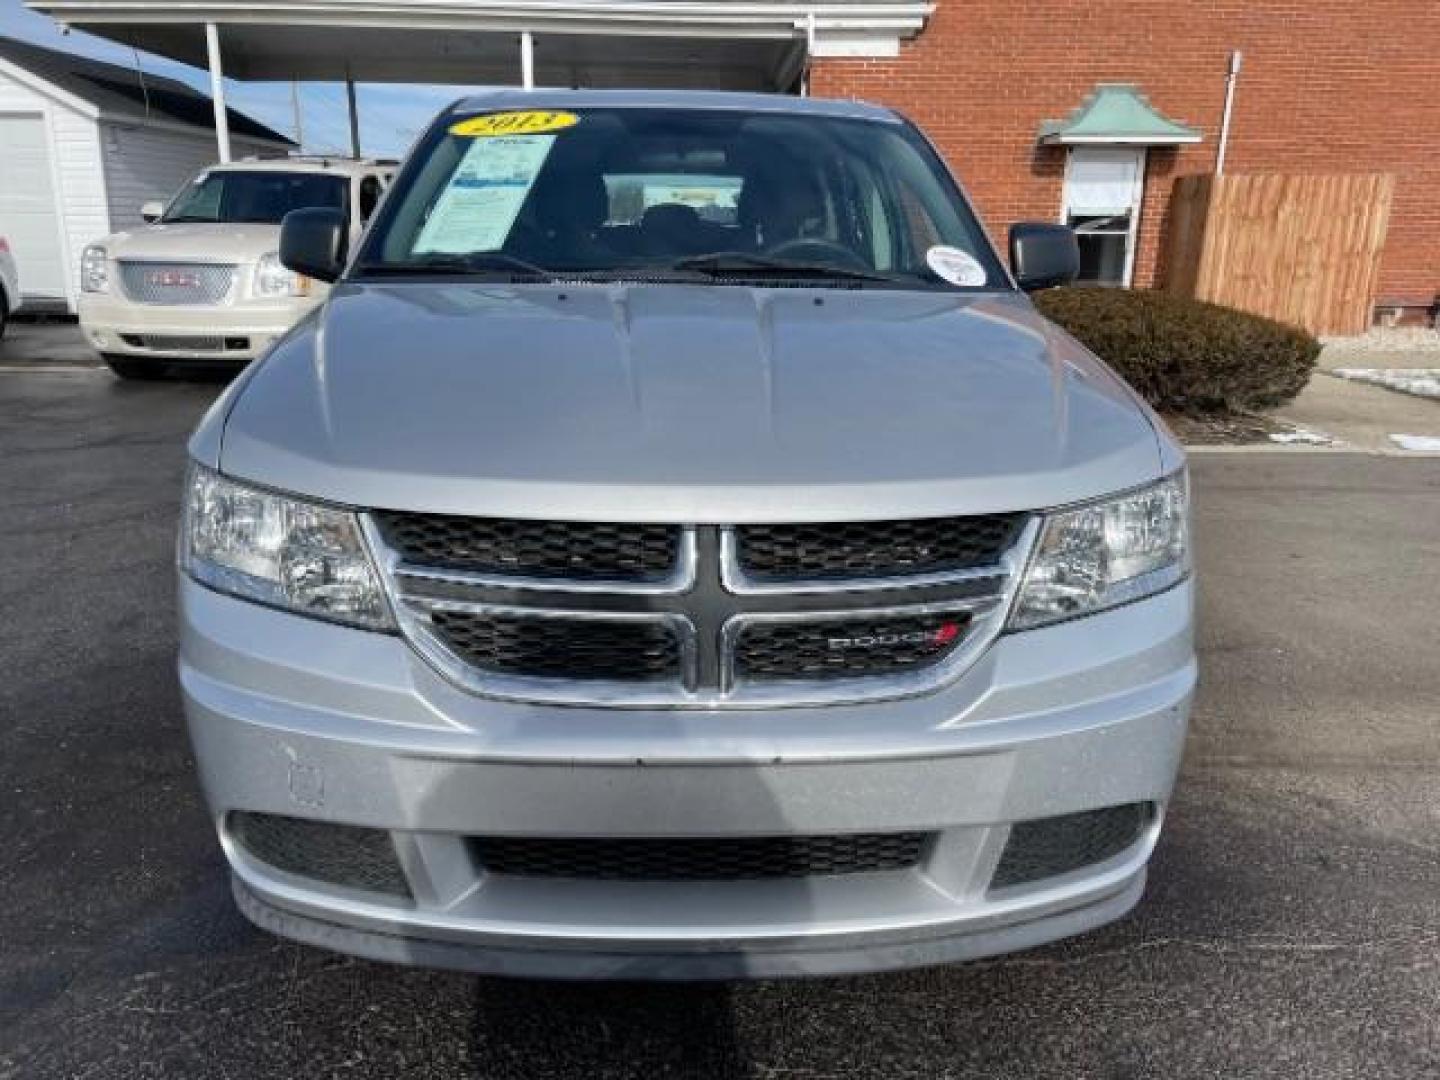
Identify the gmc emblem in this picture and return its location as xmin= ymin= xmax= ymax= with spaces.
xmin=146 ymin=269 xmax=200 ymax=288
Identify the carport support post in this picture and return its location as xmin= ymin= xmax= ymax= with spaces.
xmin=204 ymin=22 xmax=230 ymax=162
xmin=345 ymin=74 xmax=361 ymax=158
xmin=520 ymin=31 xmax=535 ymax=89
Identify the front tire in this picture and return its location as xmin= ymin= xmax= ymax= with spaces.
xmin=103 ymin=355 xmax=167 ymax=380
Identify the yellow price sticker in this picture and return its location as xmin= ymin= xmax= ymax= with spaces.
xmin=449 ymin=111 xmax=580 ymax=138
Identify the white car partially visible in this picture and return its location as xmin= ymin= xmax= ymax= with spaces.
xmin=0 ymin=236 xmax=18 ymax=340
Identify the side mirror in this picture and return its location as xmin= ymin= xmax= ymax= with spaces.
xmin=140 ymin=201 xmax=165 ymax=224
xmin=1009 ymin=222 xmax=1080 ymax=292
xmin=280 ymin=207 xmax=348 ymax=283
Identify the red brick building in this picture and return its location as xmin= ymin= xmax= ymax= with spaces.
xmin=814 ymin=1 xmax=1440 ymax=323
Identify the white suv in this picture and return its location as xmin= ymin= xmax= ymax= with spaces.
xmin=78 ymin=157 xmax=393 ymax=379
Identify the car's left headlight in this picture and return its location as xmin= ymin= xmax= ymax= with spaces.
xmin=81 ymin=244 xmax=108 ymax=293
xmin=180 ymin=466 xmax=392 ymax=629
xmin=1009 ymin=471 xmax=1189 ymax=630
xmin=253 ymin=251 xmax=310 ymax=297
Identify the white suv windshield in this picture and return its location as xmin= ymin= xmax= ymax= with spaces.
xmin=165 ymin=170 xmax=349 ymax=225
xmin=360 ymin=107 xmax=1004 ymax=289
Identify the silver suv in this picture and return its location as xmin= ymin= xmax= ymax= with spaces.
xmin=79 ymin=157 xmax=393 ymax=378
xmin=179 ymin=90 xmax=1194 ymax=979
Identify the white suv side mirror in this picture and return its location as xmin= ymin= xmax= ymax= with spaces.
xmin=140 ymin=201 xmax=165 ymax=224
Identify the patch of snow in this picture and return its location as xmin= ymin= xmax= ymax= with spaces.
xmin=1321 ymin=327 xmax=1440 ymax=353
xmin=1269 ymin=427 xmax=1334 ymax=446
xmin=1389 ymin=434 xmax=1440 ymax=452
xmin=1331 ymin=368 xmax=1440 ymax=401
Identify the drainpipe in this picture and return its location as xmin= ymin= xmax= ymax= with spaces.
xmin=797 ymin=12 xmax=816 ymax=96
xmin=204 ymin=23 xmax=230 ymax=162
xmin=1216 ymin=50 xmax=1242 ymax=175
xmin=520 ymin=31 xmax=535 ymax=90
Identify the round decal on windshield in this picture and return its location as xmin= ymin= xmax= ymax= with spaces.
xmin=925 ymin=245 xmax=987 ymax=287
xmin=450 ymin=111 xmax=579 ymax=138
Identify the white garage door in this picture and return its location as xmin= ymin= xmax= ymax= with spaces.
xmin=0 ymin=113 xmax=67 ymax=301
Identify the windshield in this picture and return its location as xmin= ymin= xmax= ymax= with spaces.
xmin=358 ymin=107 xmax=1006 ymax=289
xmin=164 ymin=170 xmax=349 ymax=225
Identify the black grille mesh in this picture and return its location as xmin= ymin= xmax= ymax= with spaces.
xmin=991 ymin=803 xmax=1150 ymax=889
xmin=230 ymin=812 xmax=410 ymax=898
xmin=735 ymin=612 xmax=971 ymax=681
xmin=472 ymin=832 xmax=931 ymax=881
xmin=736 ymin=515 xmax=1025 ymax=580
xmin=430 ymin=610 xmax=681 ymax=682
xmin=374 ymin=513 xmax=679 ymax=581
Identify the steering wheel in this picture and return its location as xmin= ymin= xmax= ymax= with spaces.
xmin=762 ymin=237 xmax=871 ymax=271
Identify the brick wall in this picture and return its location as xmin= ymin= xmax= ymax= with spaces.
xmin=814 ymin=1 xmax=1440 ymax=314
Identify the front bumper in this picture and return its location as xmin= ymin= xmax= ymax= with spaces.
xmin=180 ymin=576 xmax=1195 ymax=979
xmin=78 ymin=292 xmax=316 ymax=361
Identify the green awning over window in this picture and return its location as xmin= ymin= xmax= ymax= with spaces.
xmin=1039 ymin=84 xmax=1202 ymax=146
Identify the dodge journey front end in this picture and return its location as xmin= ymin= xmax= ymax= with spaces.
xmin=179 ymin=89 xmax=1194 ymax=979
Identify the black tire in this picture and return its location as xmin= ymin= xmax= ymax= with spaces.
xmin=103 ymin=355 xmax=167 ymax=380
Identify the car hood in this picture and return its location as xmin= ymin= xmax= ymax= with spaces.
xmin=103 ymin=222 xmax=280 ymax=264
xmin=216 ymin=283 xmax=1165 ymax=522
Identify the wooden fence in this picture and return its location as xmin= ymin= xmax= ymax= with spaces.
xmin=1162 ymin=172 xmax=1393 ymax=336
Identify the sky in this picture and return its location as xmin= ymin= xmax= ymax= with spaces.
xmin=0 ymin=0 xmax=488 ymax=156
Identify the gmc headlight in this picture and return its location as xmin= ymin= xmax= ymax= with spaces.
xmin=1010 ymin=472 xmax=1189 ymax=629
xmin=181 ymin=466 xmax=392 ymax=629
xmin=81 ymin=244 xmax=108 ymax=293
xmin=254 ymin=251 xmax=310 ymax=297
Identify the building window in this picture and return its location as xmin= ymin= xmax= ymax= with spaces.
xmin=1061 ymin=148 xmax=1146 ymax=286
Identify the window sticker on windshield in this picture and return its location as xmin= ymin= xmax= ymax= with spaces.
xmin=926 ymin=245 xmax=987 ymax=287
xmin=412 ymin=134 xmax=557 ymax=255
xmin=449 ymin=111 xmax=579 ymax=138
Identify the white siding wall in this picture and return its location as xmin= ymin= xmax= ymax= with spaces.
xmin=49 ymin=107 xmax=109 ymax=311
xmin=0 ymin=69 xmax=104 ymax=310
xmin=100 ymin=122 xmax=282 ymax=232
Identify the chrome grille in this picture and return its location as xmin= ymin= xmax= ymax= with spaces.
xmin=368 ymin=515 xmax=1035 ymax=708
xmin=120 ymin=333 xmax=227 ymax=352
xmin=117 ymin=260 xmax=236 ymax=305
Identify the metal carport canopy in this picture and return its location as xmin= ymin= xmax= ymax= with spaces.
xmin=24 ymin=1 xmax=933 ymax=87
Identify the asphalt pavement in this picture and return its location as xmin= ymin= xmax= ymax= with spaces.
xmin=1 ymin=369 xmax=1437 ymax=1079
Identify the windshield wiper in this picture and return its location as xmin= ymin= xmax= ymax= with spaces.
xmin=668 ymin=252 xmax=903 ymax=285
xmin=359 ymin=251 xmax=555 ymax=281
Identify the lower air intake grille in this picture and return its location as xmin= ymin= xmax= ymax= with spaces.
xmin=230 ymin=812 xmax=410 ymax=898
xmin=472 ymin=832 xmax=932 ymax=881
xmin=736 ymin=514 xmax=1025 ymax=580
xmin=429 ymin=609 xmax=681 ymax=682
xmin=991 ymin=803 xmax=1151 ymax=889
xmin=734 ymin=612 xmax=971 ymax=681
xmin=373 ymin=513 xmax=680 ymax=581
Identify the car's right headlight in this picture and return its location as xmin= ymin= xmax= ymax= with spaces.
xmin=180 ymin=465 xmax=393 ymax=630
xmin=254 ymin=251 xmax=311 ymax=297
xmin=1009 ymin=471 xmax=1189 ymax=630
xmin=81 ymin=244 xmax=108 ymax=293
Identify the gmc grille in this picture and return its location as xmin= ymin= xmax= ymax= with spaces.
xmin=116 ymin=261 xmax=236 ymax=306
